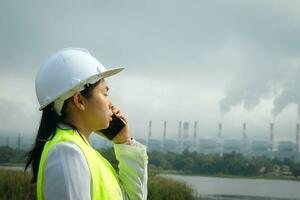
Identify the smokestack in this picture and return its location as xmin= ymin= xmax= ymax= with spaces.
xmin=243 ymin=122 xmax=246 ymax=139
xmin=178 ymin=121 xmax=182 ymax=152
xmin=270 ymin=123 xmax=274 ymax=141
xmin=163 ymin=121 xmax=167 ymax=150
xmin=193 ymin=121 xmax=197 ymax=147
xmin=163 ymin=121 xmax=167 ymax=140
xmin=17 ymin=133 xmax=21 ymax=150
xmin=270 ymin=123 xmax=274 ymax=151
xmin=183 ymin=122 xmax=189 ymax=139
xmin=297 ymin=123 xmax=299 ymax=152
xmin=147 ymin=120 xmax=152 ymax=146
xmin=178 ymin=121 xmax=182 ymax=140
xmin=148 ymin=120 xmax=152 ymax=137
xmin=218 ymin=122 xmax=222 ymax=139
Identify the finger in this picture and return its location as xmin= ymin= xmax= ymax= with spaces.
xmin=115 ymin=111 xmax=123 ymax=116
xmin=115 ymin=112 xmax=123 ymax=119
xmin=117 ymin=115 xmax=128 ymax=124
xmin=115 ymin=112 xmax=127 ymax=122
xmin=112 ymin=106 xmax=127 ymax=123
xmin=112 ymin=106 xmax=120 ymax=115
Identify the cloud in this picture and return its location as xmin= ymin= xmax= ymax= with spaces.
xmin=1 ymin=0 xmax=300 ymax=140
xmin=219 ymin=40 xmax=300 ymax=117
xmin=272 ymin=65 xmax=300 ymax=117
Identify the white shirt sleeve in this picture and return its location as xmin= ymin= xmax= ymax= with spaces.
xmin=43 ymin=142 xmax=91 ymax=200
xmin=113 ymin=139 xmax=148 ymax=200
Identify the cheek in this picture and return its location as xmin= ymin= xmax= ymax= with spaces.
xmin=92 ymin=95 xmax=109 ymax=114
xmin=94 ymin=97 xmax=111 ymax=127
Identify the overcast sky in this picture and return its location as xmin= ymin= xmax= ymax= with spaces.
xmin=1 ymin=0 xmax=300 ymax=142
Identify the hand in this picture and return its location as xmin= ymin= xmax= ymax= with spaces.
xmin=95 ymin=106 xmax=131 ymax=144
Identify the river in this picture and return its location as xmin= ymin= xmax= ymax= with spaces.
xmin=159 ymin=174 xmax=300 ymax=200
xmin=2 ymin=166 xmax=299 ymax=199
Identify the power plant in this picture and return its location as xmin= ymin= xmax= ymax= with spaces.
xmin=144 ymin=120 xmax=300 ymax=160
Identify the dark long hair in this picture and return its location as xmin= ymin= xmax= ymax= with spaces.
xmin=25 ymin=80 xmax=101 ymax=183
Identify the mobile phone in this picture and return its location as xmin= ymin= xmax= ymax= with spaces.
xmin=100 ymin=115 xmax=125 ymax=140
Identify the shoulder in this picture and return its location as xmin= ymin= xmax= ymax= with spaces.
xmin=43 ymin=141 xmax=91 ymax=199
xmin=45 ymin=141 xmax=89 ymax=173
xmin=47 ymin=141 xmax=85 ymax=159
xmin=44 ymin=141 xmax=90 ymax=174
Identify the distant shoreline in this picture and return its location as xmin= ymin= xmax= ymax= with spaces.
xmin=0 ymin=163 xmax=25 ymax=167
xmin=0 ymin=163 xmax=30 ymax=172
xmin=152 ymin=169 xmax=300 ymax=182
xmin=1 ymin=164 xmax=299 ymax=182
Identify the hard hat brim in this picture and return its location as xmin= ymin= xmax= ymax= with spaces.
xmin=38 ymin=66 xmax=125 ymax=111
xmin=101 ymin=67 xmax=124 ymax=79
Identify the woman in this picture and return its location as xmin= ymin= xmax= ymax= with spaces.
xmin=25 ymin=48 xmax=148 ymax=200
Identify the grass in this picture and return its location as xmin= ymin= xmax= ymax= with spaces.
xmin=0 ymin=169 xmax=197 ymax=200
xmin=0 ymin=170 xmax=36 ymax=200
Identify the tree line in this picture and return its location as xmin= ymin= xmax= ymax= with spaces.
xmin=0 ymin=145 xmax=300 ymax=178
xmin=148 ymin=149 xmax=300 ymax=178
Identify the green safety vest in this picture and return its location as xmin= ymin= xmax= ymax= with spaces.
xmin=37 ymin=127 xmax=124 ymax=200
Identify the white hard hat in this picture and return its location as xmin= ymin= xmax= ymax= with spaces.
xmin=35 ymin=47 xmax=124 ymax=116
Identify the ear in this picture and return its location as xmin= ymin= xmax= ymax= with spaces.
xmin=71 ymin=92 xmax=86 ymax=111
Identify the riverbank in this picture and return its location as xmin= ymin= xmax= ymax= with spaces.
xmin=2 ymin=164 xmax=299 ymax=181
xmin=160 ymin=174 xmax=300 ymax=200
xmin=151 ymin=169 xmax=300 ymax=182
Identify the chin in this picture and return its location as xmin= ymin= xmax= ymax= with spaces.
xmin=104 ymin=123 xmax=110 ymax=129
xmin=103 ymin=120 xmax=110 ymax=129
xmin=95 ymin=121 xmax=109 ymax=131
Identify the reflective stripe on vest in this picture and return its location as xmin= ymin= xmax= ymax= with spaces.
xmin=37 ymin=128 xmax=124 ymax=200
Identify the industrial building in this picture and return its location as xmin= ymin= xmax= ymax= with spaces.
xmin=144 ymin=120 xmax=300 ymax=160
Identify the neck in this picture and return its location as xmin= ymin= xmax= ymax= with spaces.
xmin=63 ymin=117 xmax=91 ymax=141
xmin=74 ymin=125 xmax=91 ymax=141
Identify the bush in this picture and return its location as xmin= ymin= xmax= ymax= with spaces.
xmin=148 ymin=175 xmax=196 ymax=200
xmin=0 ymin=146 xmax=26 ymax=163
xmin=291 ymin=164 xmax=300 ymax=178
xmin=0 ymin=170 xmax=196 ymax=199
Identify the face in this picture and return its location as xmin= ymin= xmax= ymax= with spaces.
xmin=82 ymin=79 xmax=113 ymax=131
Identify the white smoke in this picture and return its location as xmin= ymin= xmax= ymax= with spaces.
xmin=220 ymin=55 xmax=300 ymax=118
